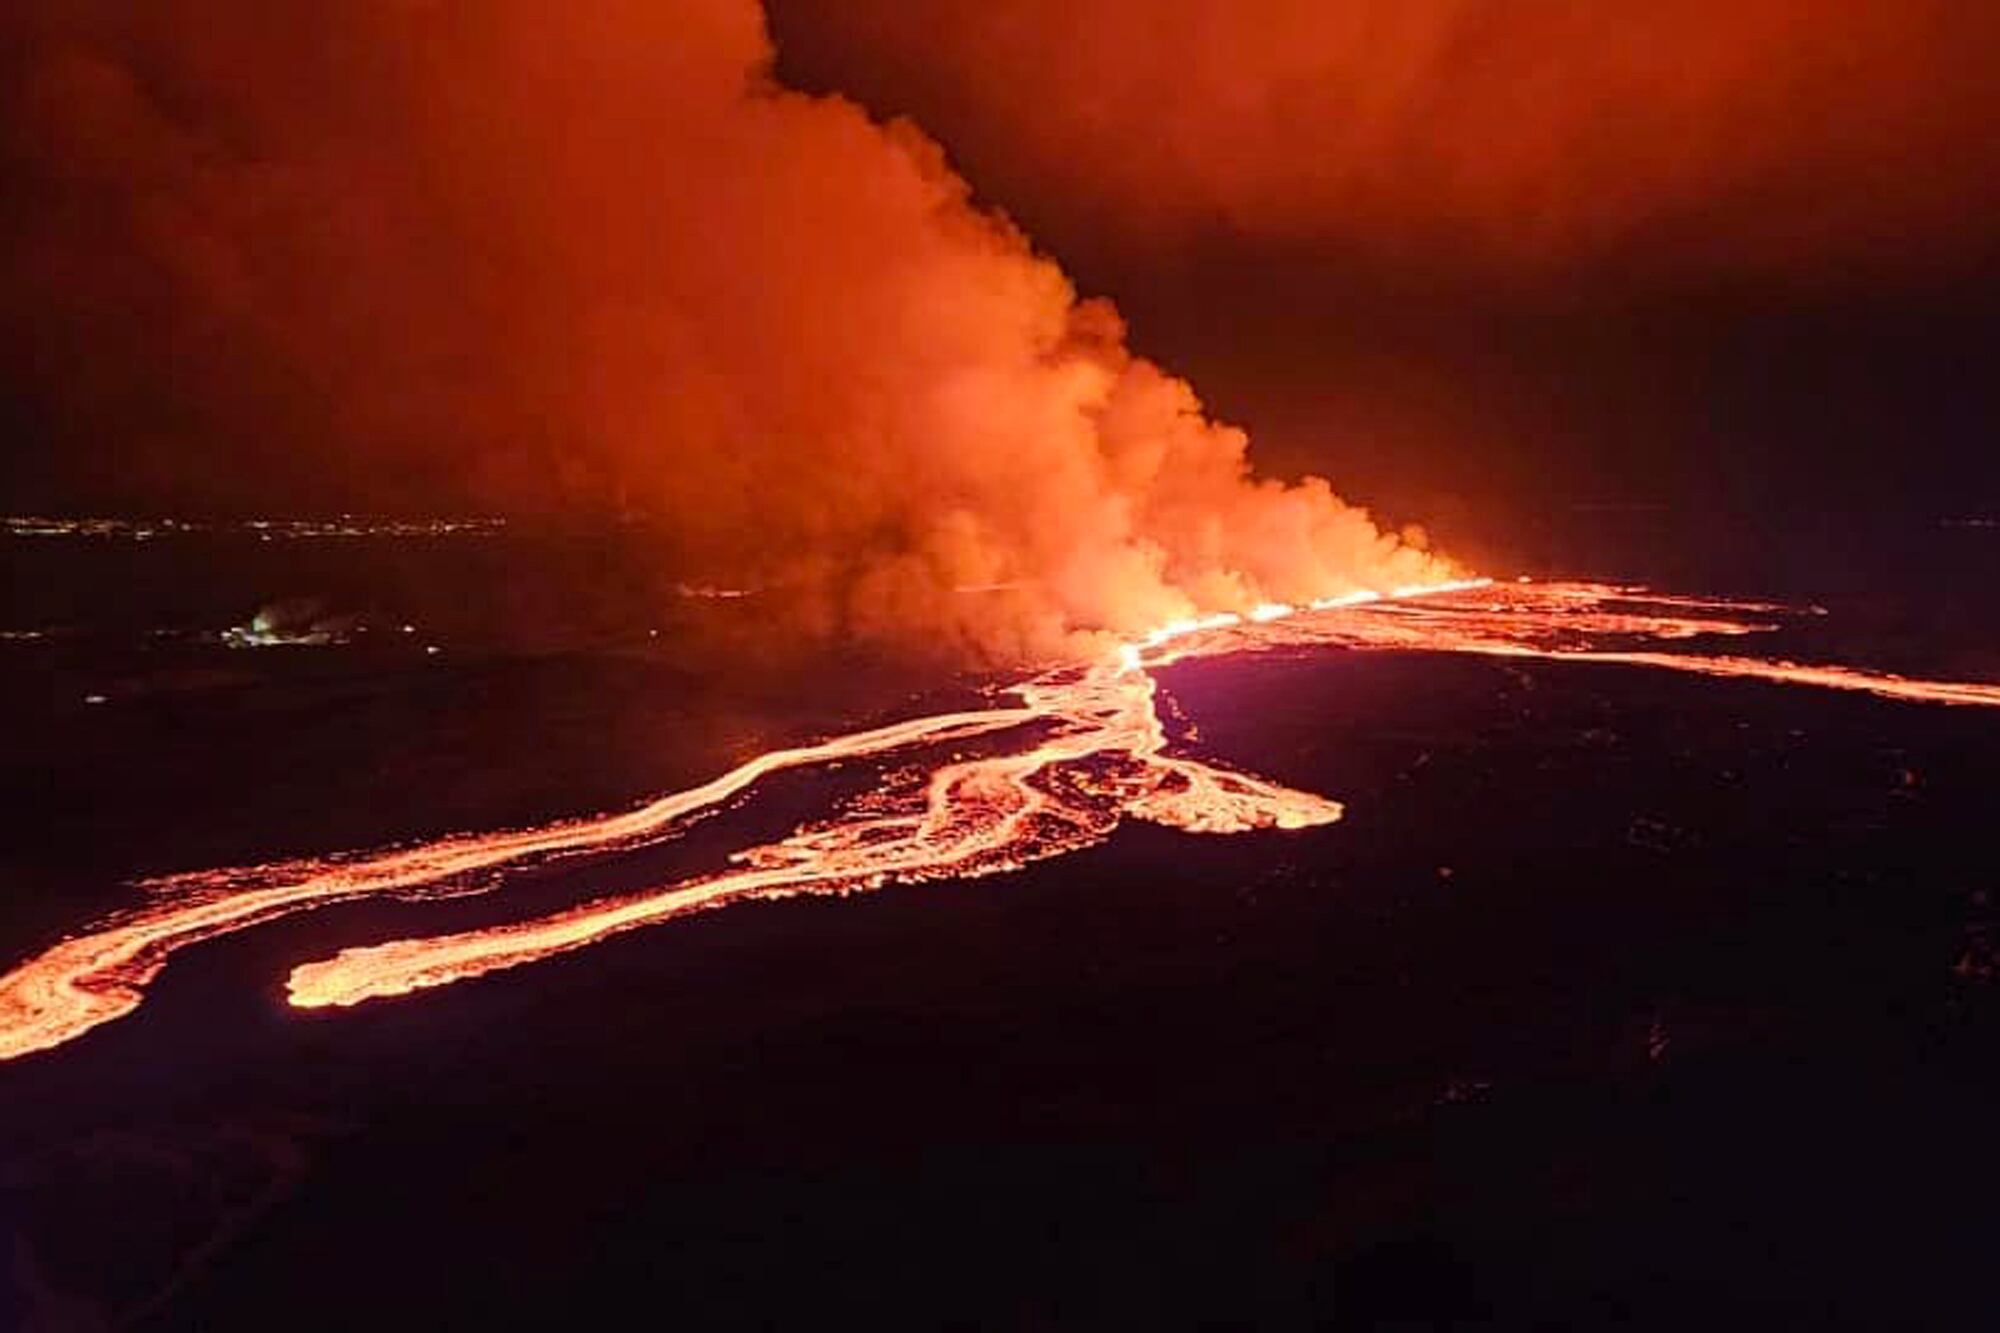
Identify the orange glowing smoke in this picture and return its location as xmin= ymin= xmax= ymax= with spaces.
xmin=4 ymin=580 xmax=1997 ymax=1061
xmin=1 ymin=0 xmax=1454 ymax=658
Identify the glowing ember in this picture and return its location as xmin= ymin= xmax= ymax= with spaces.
xmin=2 ymin=579 xmax=1996 ymax=1061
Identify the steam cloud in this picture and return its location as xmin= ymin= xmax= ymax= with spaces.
xmin=1 ymin=0 xmax=1451 ymax=660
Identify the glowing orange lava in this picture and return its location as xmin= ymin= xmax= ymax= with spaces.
xmin=2 ymin=579 xmax=1996 ymax=1061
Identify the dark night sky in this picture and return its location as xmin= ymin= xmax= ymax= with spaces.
xmin=3 ymin=1 xmax=1997 ymax=577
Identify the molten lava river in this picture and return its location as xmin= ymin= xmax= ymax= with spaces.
xmin=3 ymin=579 xmax=1997 ymax=1063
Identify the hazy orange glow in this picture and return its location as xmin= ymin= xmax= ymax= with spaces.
xmin=3 ymin=579 xmax=1995 ymax=1061
xmin=783 ymin=0 xmax=2000 ymax=272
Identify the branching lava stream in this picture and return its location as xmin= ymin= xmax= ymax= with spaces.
xmin=3 ymin=580 xmax=1996 ymax=1061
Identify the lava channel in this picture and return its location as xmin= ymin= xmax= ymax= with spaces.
xmin=2 ymin=579 xmax=1995 ymax=1061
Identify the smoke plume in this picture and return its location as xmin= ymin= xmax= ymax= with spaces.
xmin=0 ymin=0 xmax=1452 ymax=660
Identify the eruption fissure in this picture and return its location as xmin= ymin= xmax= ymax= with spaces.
xmin=3 ymin=580 xmax=1996 ymax=1062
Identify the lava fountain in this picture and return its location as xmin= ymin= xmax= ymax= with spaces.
xmin=2 ymin=579 xmax=1997 ymax=1062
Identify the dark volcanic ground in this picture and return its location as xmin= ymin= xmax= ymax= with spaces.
xmin=1 ymin=524 xmax=1997 ymax=1330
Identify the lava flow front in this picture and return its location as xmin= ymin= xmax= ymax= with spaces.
xmin=3 ymin=580 xmax=1997 ymax=1061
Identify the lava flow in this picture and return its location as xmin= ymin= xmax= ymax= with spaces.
xmin=3 ymin=580 xmax=1997 ymax=1061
